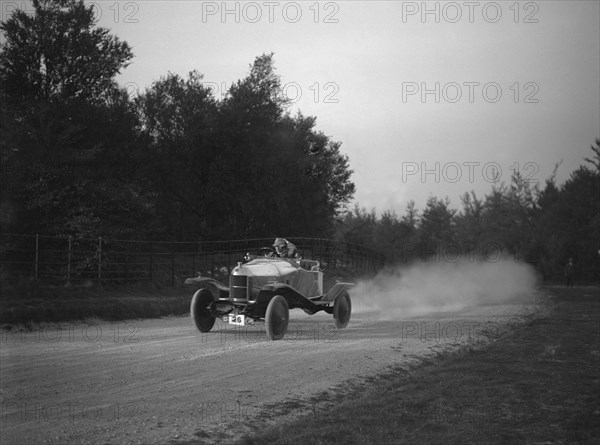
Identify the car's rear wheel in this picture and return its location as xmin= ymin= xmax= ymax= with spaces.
xmin=333 ymin=291 xmax=351 ymax=329
xmin=265 ymin=295 xmax=289 ymax=341
xmin=190 ymin=289 xmax=216 ymax=333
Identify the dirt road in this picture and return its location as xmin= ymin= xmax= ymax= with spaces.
xmin=0 ymin=295 xmax=545 ymax=445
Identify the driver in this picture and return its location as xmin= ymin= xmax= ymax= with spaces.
xmin=273 ymin=238 xmax=300 ymax=258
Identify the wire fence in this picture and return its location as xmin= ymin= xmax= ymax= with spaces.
xmin=0 ymin=234 xmax=385 ymax=286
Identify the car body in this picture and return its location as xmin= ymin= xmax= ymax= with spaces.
xmin=185 ymin=251 xmax=354 ymax=340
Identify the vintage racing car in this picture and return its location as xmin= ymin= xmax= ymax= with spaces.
xmin=185 ymin=249 xmax=354 ymax=340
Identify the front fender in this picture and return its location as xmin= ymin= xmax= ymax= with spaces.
xmin=184 ymin=276 xmax=229 ymax=299
xmin=254 ymin=283 xmax=318 ymax=312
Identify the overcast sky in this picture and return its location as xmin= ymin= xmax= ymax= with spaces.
xmin=86 ymin=1 xmax=599 ymax=214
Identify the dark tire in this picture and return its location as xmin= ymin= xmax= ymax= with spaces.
xmin=190 ymin=289 xmax=216 ymax=333
xmin=333 ymin=291 xmax=351 ymax=329
xmin=265 ymin=295 xmax=289 ymax=341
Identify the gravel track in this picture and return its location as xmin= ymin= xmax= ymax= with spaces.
xmin=0 ymin=295 xmax=544 ymax=444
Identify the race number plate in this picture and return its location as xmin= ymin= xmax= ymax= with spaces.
xmin=228 ymin=314 xmax=245 ymax=326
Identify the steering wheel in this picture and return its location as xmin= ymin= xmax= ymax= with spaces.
xmin=258 ymin=247 xmax=277 ymax=258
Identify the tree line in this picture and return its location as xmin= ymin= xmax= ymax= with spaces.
xmin=0 ymin=0 xmax=354 ymax=242
xmin=1 ymin=0 xmax=598 ymax=282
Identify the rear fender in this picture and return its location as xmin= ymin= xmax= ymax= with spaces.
xmin=322 ymin=282 xmax=354 ymax=302
xmin=185 ymin=276 xmax=230 ymax=299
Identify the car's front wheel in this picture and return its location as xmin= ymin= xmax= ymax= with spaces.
xmin=190 ymin=289 xmax=216 ymax=333
xmin=333 ymin=291 xmax=352 ymax=329
xmin=265 ymin=295 xmax=289 ymax=341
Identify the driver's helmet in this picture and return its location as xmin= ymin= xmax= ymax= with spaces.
xmin=273 ymin=238 xmax=287 ymax=256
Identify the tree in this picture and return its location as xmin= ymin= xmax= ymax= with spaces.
xmin=214 ymin=54 xmax=354 ymax=238
xmin=285 ymin=112 xmax=355 ymax=222
xmin=401 ymin=200 xmax=419 ymax=229
xmin=584 ymin=138 xmax=600 ymax=172
xmin=336 ymin=205 xmax=377 ymax=247
xmin=220 ymin=53 xmax=289 ymax=147
xmin=530 ymin=158 xmax=600 ymax=281
xmin=455 ymin=191 xmax=484 ymax=249
xmin=135 ymin=54 xmax=355 ymax=240
xmin=419 ymin=196 xmax=456 ymax=252
xmin=0 ymin=0 xmax=133 ymax=105
xmin=531 ymin=176 xmax=563 ymax=279
xmin=556 ymin=166 xmax=600 ymax=268
xmin=1 ymin=9 xmax=355 ymax=241
xmin=0 ymin=0 xmax=143 ymax=238
xmin=136 ymin=70 xmax=219 ymax=239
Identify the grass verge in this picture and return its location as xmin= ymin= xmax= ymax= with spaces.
xmin=0 ymin=281 xmax=191 ymax=325
xmin=237 ymin=286 xmax=600 ymax=445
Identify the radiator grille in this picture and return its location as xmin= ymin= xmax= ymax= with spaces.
xmin=230 ymin=275 xmax=248 ymax=300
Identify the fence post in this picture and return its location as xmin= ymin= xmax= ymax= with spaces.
xmin=97 ymin=236 xmax=102 ymax=283
xmin=34 ymin=234 xmax=39 ymax=280
xmin=67 ymin=236 xmax=72 ymax=284
xmin=192 ymin=250 xmax=196 ymax=277
xmin=171 ymin=251 xmax=175 ymax=286
xmin=124 ymin=251 xmax=129 ymax=282
xmin=148 ymin=243 xmax=153 ymax=282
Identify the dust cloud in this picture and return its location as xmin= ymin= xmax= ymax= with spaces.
xmin=352 ymin=259 xmax=538 ymax=319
